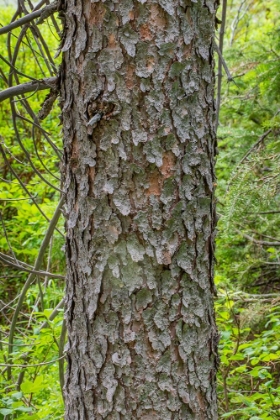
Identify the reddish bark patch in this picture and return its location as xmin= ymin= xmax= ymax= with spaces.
xmin=162 ymin=250 xmax=172 ymax=265
xmin=146 ymin=171 xmax=162 ymax=196
xmin=70 ymin=135 xmax=79 ymax=170
xmin=88 ymin=3 xmax=105 ymax=27
xmin=197 ymin=391 xmax=206 ymax=413
xmin=128 ymin=10 xmax=135 ymax=21
xmin=108 ymin=34 xmax=117 ymax=48
xmin=126 ymin=64 xmax=135 ymax=90
xmin=88 ymin=166 xmax=95 ymax=195
xmin=160 ymin=152 xmax=176 ymax=179
xmin=147 ymin=57 xmax=155 ymax=73
xmin=182 ymin=43 xmax=192 ymax=60
xmin=131 ymin=321 xmax=141 ymax=333
xmin=142 ymin=412 xmax=160 ymax=420
xmin=139 ymin=23 xmax=153 ymax=41
xmin=150 ymin=4 xmax=166 ymax=31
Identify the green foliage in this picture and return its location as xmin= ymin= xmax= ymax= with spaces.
xmin=0 ymin=6 xmax=64 ymax=420
xmin=216 ymin=291 xmax=280 ymax=419
xmin=1 ymin=1 xmax=280 ymax=419
xmin=216 ymin=0 xmax=280 ymax=418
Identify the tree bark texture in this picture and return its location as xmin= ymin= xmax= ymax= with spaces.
xmin=60 ymin=0 xmax=219 ymax=419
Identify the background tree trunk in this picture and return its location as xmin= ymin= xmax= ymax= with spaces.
xmin=60 ymin=0 xmax=219 ymax=418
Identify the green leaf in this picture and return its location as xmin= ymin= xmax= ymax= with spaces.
xmin=21 ymin=376 xmax=44 ymax=394
xmin=0 ymin=408 xmax=13 ymax=415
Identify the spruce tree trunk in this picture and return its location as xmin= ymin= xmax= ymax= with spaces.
xmin=60 ymin=0 xmax=219 ymax=418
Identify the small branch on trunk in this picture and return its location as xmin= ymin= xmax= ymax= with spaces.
xmin=0 ymin=77 xmax=57 ymax=103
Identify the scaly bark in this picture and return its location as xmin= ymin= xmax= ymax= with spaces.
xmin=61 ymin=1 xmax=219 ymax=418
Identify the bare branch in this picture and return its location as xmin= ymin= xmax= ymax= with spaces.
xmin=235 ymin=228 xmax=280 ymax=246
xmin=0 ymin=252 xmax=65 ymax=279
xmin=0 ymin=354 xmax=65 ymax=368
xmin=59 ymin=319 xmax=67 ymax=399
xmin=0 ymin=77 xmax=57 ymax=102
xmin=0 ymin=53 xmax=37 ymax=81
xmin=0 ymin=143 xmax=63 ymax=235
xmin=7 ymin=196 xmax=64 ymax=379
xmin=214 ymin=42 xmax=234 ymax=83
xmin=0 ymin=2 xmax=58 ymax=36
xmin=8 ymin=100 xmax=62 ymax=192
xmin=258 ymin=210 xmax=280 ymax=215
xmin=215 ymin=0 xmax=228 ymax=133
xmin=218 ymin=291 xmax=280 ymax=302
xmin=38 ymin=89 xmax=58 ymax=120
xmin=238 ymin=128 xmax=273 ymax=166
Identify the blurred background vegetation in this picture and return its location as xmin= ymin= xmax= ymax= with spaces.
xmin=0 ymin=0 xmax=280 ymax=419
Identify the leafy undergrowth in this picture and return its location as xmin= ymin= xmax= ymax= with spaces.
xmin=216 ymin=0 xmax=280 ymax=418
xmin=0 ymin=284 xmax=64 ymax=420
xmin=217 ymin=290 xmax=280 ymax=419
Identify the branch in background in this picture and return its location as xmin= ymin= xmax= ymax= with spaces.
xmin=215 ymin=0 xmax=228 ymax=133
xmin=235 ymin=228 xmax=280 ymax=246
xmin=237 ymin=128 xmax=273 ymax=166
xmin=15 ymin=298 xmax=65 ymax=390
xmin=0 ymin=144 xmax=64 ymax=237
xmin=229 ymin=109 xmax=280 ymax=186
xmin=0 ymin=196 xmax=38 ymax=201
xmin=38 ymin=89 xmax=58 ymax=120
xmin=258 ymin=210 xmax=280 ymax=215
xmin=0 ymin=53 xmax=37 ymax=81
xmin=235 ymin=223 xmax=280 ymax=242
xmin=7 ymin=197 xmax=64 ymax=380
xmin=0 ymin=77 xmax=57 ymax=103
xmin=245 ymin=211 xmax=280 ymax=215
xmin=230 ymin=0 xmax=248 ymax=46
xmin=218 ymin=292 xmax=280 ymax=303
xmin=0 ymin=355 xmax=65 ymax=368
xmin=214 ymin=42 xmax=234 ymax=82
xmin=0 ymin=2 xmax=58 ymax=36
xmin=9 ymin=100 xmax=62 ymax=192
xmin=0 ymin=251 xmax=65 ymax=279
xmin=58 ymin=319 xmax=67 ymax=399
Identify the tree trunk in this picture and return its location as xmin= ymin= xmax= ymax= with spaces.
xmin=60 ymin=0 xmax=219 ymax=418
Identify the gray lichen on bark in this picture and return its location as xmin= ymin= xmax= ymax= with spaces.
xmin=61 ymin=0 xmax=219 ymax=418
